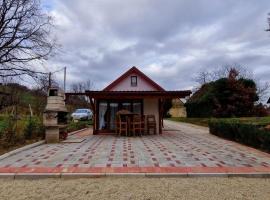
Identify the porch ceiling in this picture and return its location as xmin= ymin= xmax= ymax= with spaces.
xmin=66 ymin=90 xmax=191 ymax=99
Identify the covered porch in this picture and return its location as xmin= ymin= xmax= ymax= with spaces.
xmin=66 ymin=90 xmax=191 ymax=135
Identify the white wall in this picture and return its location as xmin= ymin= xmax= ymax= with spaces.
xmin=144 ymin=98 xmax=160 ymax=134
xmin=110 ymin=73 xmax=157 ymax=91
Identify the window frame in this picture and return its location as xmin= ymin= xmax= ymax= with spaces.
xmin=131 ymin=76 xmax=137 ymax=87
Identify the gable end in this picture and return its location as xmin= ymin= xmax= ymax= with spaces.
xmin=103 ymin=66 xmax=165 ymax=91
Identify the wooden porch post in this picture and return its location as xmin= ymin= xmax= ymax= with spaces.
xmin=158 ymin=98 xmax=162 ymax=134
xmin=89 ymin=96 xmax=97 ymax=135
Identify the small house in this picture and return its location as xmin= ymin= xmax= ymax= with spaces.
xmin=169 ymin=98 xmax=187 ymax=118
xmin=67 ymin=66 xmax=191 ymax=135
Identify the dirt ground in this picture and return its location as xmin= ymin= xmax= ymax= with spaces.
xmin=0 ymin=177 xmax=270 ymax=200
xmin=0 ymin=138 xmax=42 ymax=156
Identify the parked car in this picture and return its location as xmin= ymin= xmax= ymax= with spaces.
xmin=71 ymin=109 xmax=92 ymax=120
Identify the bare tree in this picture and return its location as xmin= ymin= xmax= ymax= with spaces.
xmin=71 ymin=80 xmax=94 ymax=93
xmin=194 ymin=71 xmax=212 ymax=85
xmin=266 ymin=13 xmax=270 ymax=31
xmin=66 ymin=80 xmax=94 ymax=109
xmin=212 ymin=64 xmax=252 ymax=80
xmin=0 ymin=0 xmax=56 ymax=78
xmin=195 ymin=64 xmax=252 ymax=85
xmin=34 ymin=72 xmax=58 ymax=94
xmin=256 ymin=82 xmax=270 ymax=103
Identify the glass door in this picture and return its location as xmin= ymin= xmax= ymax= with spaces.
xmin=99 ymin=101 xmax=108 ymax=130
xmin=109 ymin=103 xmax=118 ymax=130
xmin=133 ymin=101 xmax=142 ymax=115
xmin=97 ymin=99 xmax=143 ymax=132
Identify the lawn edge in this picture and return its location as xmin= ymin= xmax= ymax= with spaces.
xmin=0 ymin=140 xmax=45 ymax=161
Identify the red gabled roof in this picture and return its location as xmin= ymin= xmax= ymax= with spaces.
xmin=103 ymin=66 xmax=165 ymax=91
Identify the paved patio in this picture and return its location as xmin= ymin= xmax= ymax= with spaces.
xmin=0 ymin=120 xmax=270 ymax=174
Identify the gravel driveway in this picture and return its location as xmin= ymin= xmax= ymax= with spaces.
xmin=1 ymin=177 xmax=270 ymax=200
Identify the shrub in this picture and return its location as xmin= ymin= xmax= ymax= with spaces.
xmin=24 ymin=117 xmax=36 ymax=139
xmin=186 ymin=101 xmax=214 ymax=118
xmin=66 ymin=121 xmax=90 ymax=133
xmin=23 ymin=117 xmax=45 ymax=140
xmin=1 ymin=115 xmax=17 ymax=144
xmin=209 ymin=119 xmax=270 ymax=152
xmin=186 ymin=69 xmax=260 ymax=118
xmin=0 ymin=116 xmax=8 ymax=138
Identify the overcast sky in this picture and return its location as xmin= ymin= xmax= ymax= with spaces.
xmin=41 ymin=0 xmax=270 ymax=93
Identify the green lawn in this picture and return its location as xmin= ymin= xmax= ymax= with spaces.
xmin=0 ymin=117 xmax=8 ymax=134
xmin=167 ymin=117 xmax=211 ymax=127
xmin=167 ymin=117 xmax=270 ymax=127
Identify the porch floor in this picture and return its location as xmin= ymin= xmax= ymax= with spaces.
xmin=1 ymin=120 xmax=270 ymax=174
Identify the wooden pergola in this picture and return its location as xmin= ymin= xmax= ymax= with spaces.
xmin=65 ymin=90 xmax=191 ymax=134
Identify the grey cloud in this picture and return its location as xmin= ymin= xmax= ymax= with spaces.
xmin=44 ymin=0 xmax=270 ymax=100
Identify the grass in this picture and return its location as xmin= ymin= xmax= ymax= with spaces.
xmin=167 ymin=117 xmax=270 ymax=127
xmin=0 ymin=115 xmax=8 ymax=133
xmin=0 ymin=116 xmax=93 ymax=155
xmin=0 ymin=114 xmax=44 ymax=155
xmin=168 ymin=117 xmax=211 ymax=127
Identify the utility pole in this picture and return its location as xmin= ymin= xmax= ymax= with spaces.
xmin=48 ymin=72 xmax=52 ymax=89
xmin=64 ymin=67 xmax=66 ymax=92
xmin=266 ymin=13 xmax=270 ymax=31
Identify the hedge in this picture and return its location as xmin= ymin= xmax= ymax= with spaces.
xmin=209 ymin=119 xmax=270 ymax=152
xmin=185 ymin=101 xmax=214 ymax=118
xmin=66 ymin=120 xmax=92 ymax=133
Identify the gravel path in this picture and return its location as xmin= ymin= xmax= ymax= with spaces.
xmin=1 ymin=178 xmax=270 ymax=200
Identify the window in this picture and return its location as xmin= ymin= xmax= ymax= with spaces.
xmin=121 ymin=102 xmax=131 ymax=111
xmin=133 ymin=102 xmax=142 ymax=115
xmin=131 ymin=76 xmax=137 ymax=86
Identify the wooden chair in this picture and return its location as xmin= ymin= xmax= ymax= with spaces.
xmin=115 ymin=117 xmax=120 ymax=135
xmin=130 ymin=115 xmax=143 ymax=136
xmin=116 ymin=114 xmax=128 ymax=136
xmin=146 ymin=115 xmax=156 ymax=135
xmin=140 ymin=115 xmax=146 ymax=135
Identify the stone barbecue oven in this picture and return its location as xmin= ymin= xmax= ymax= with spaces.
xmin=43 ymin=88 xmax=68 ymax=143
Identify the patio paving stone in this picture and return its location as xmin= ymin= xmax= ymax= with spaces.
xmin=0 ymin=120 xmax=270 ymax=174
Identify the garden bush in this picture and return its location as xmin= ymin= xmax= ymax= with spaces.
xmin=0 ymin=115 xmax=8 ymax=138
xmin=186 ymin=69 xmax=266 ymax=118
xmin=209 ymin=119 xmax=270 ymax=152
xmin=2 ymin=115 xmax=44 ymax=142
xmin=2 ymin=115 xmax=17 ymax=143
xmin=66 ymin=120 xmax=91 ymax=133
xmin=23 ymin=116 xmax=45 ymax=140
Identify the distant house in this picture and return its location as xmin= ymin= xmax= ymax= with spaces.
xmin=67 ymin=66 xmax=191 ymax=134
xmin=268 ymin=97 xmax=270 ymax=104
xmin=169 ymin=98 xmax=187 ymax=118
